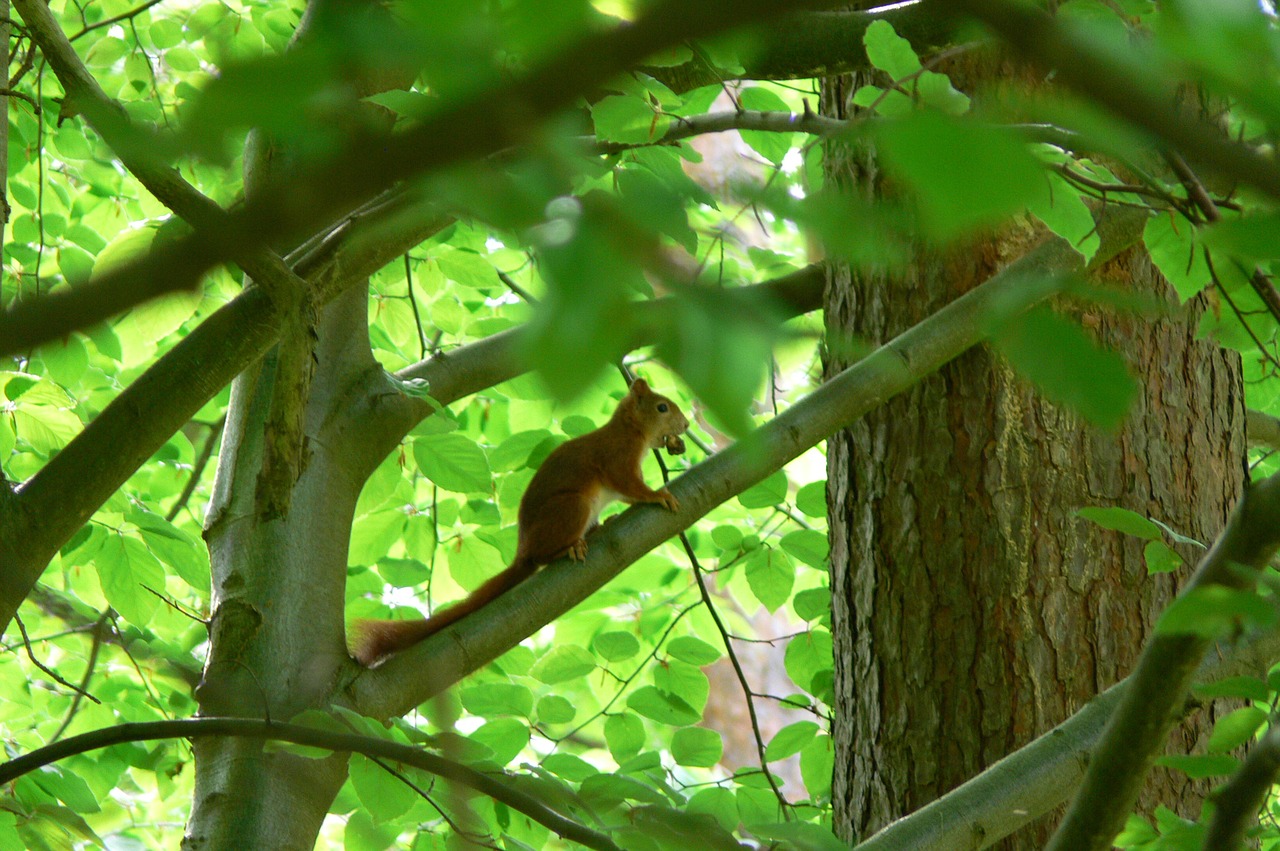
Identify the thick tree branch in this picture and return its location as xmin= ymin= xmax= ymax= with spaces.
xmin=5 ymin=0 xmax=309 ymax=341
xmin=953 ymin=0 xmax=1280 ymax=202
xmin=1045 ymin=474 xmax=1280 ymax=851
xmin=347 ymin=206 xmax=1146 ymax=718
xmin=646 ymin=4 xmax=961 ymax=93
xmin=0 ymin=200 xmax=451 ymax=636
xmin=340 ymin=265 xmax=828 ymax=481
xmin=853 ymin=627 xmax=1280 ymax=850
xmin=1 ymin=0 xmax=852 ymax=357
xmin=0 ymin=717 xmax=621 ymax=851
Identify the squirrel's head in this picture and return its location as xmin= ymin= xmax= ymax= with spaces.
xmin=626 ymin=378 xmax=689 ymax=450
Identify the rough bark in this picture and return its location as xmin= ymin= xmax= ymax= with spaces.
xmin=822 ymin=67 xmax=1245 ymax=849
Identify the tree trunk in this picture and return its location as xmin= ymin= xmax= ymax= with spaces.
xmin=821 ymin=71 xmax=1245 ymax=847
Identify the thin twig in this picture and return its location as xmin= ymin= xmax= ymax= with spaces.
xmin=166 ymin=415 xmax=225 ymax=522
xmin=13 ymin=612 xmax=101 ymax=704
xmin=50 ymin=612 xmax=109 ymax=742
xmin=67 ymin=0 xmax=165 ymax=42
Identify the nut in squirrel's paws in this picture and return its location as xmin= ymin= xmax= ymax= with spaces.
xmin=663 ymin=434 xmax=686 ymax=455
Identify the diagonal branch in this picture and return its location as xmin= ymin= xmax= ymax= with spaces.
xmin=1203 ymin=719 xmax=1280 ymax=851
xmin=0 ymin=0 xmax=854 ymax=357
xmin=347 ymin=205 xmax=1146 ymax=719
xmin=0 ymin=197 xmax=452 ymax=635
xmin=8 ymin=0 xmax=308 ymax=320
xmin=852 ymin=626 xmax=1280 ymax=850
xmin=1045 ymin=473 xmax=1280 ymax=851
xmin=645 ymin=4 xmax=962 ymax=93
xmin=953 ymin=0 xmax=1280 ymax=201
xmin=0 ymin=716 xmax=622 ymax=851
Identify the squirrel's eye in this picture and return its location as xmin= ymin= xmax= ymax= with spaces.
xmin=657 ymin=403 xmax=669 ymax=413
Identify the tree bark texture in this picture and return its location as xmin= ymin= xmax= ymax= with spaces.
xmin=821 ymin=68 xmax=1245 ymax=847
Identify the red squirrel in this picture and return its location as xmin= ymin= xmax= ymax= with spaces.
xmin=351 ymin=378 xmax=689 ymax=666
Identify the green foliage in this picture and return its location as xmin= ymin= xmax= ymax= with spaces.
xmin=7 ymin=0 xmax=1280 ymax=848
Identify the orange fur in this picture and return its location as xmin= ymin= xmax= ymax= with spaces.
xmin=351 ymin=379 xmax=688 ymax=666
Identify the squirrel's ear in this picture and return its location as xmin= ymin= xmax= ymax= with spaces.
xmin=630 ymin=378 xmax=650 ymax=396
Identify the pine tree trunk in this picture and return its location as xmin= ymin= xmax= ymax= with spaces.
xmin=821 ymin=72 xmax=1245 ymax=847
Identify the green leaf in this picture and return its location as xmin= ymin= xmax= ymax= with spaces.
xmin=1077 ymin=506 xmax=1162 ymax=540
xmin=1156 ymin=586 xmax=1277 ymax=638
xmin=344 ymin=810 xmax=399 ymax=851
xmin=993 ymin=306 xmax=1137 ymax=430
xmin=592 ymin=630 xmax=641 ymax=662
xmin=1154 ymin=753 xmax=1239 ymax=779
xmin=628 ymin=804 xmax=745 ymax=851
xmin=536 ymin=695 xmax=576 ymax=725
xmin=793 ymin=588 xmax=830 ymax=622
xmin=765 ymin=721 xmax=819 ymax=762
xmin=1114 ymin=813 xmax=1159 ymax=845
xmin=671 ymin=727 xmax=722 ymax=767
xmin=1143 ymin=540 xmax=1183 ymax=574
xmin=750 ymin=821 xmax=847 ymax=851
xmin=738 ymin=87 xmax=794 ymax=165
xmin=591 ymin=94 xmax=667 ymax=144
xmin=30 ymin=767 xmax=100 ymax=814
xmin=131 ymin=511 xmax=212 ymax=594
xmin=738 ymin=469 xmax=788 ymax=509
xmin=1192 ymin=675 xmax=1269 ymax=702
xmin=348 ymin=509 xmax=408 ymax=566
xmin=604 ymin=713 xmax=646 ymax=761
xmin=491 ymin=429 xmax=553 ymax=472
xmin=795 ymin=481 xmax=826 ymax=518
xmin=617 ymin=166 xmax=696 ymax=254
xmin=1027 ymin=171 xmax=1099 ymax=262
xmin=85 ymin=36 xmax=128 ymax=67
xmin=745 ymin=548 xmax=795 ymax=614
xmin=447 ymin=537 xmax=502 ymax=591
xmin=1144 ymin=214 xmax=1210 ymax=302
xmin=785 ymin=630 xmax=834 ymax=697
xmin=1206 ymin=706 xmax=1267 ymax=754
xmin=877 ymin=112 xmax=1043 ymax=241
xmin=470 ymin=718 xmax=530 ymax=766
xmin=800 ymin=736 xmax=835 ymax=799
xmin=654 ymin=659 xmax=710 ymax=715
xmin=580 ymin=773 xmax=667 ymax=810
xmin=149 ymin=18 xmax=183 ymax=49
xmin=628 ymin=686 xmax=700 ymax=725
xmin=96 ymin=534 xmax=165 ymax=627
xmin=541 ymin=753 xmax=597 ymax=781
xmin=436 ymin=248 xmax=500 ymax=290
xmin=38 ymin=336 xmax=89 ymax=389
xmin=531 ymin=645 xmax=596 ymax=684
xmin=460 ymin=683 xmax=534 ymax=718
xmin=1204 ymin=211 xmax=1280 ymax=261
xmin=864 ymin=19 xmax=922 ymax=79
xmin=781 ymin=530 xmax=829 ymax=568
xmin=666 ymin=636 xmax=722 ymax=666
xmin=413 ymin=433 xmax=492 ymax=493
xmin=687 ymin=787 xmax=738 ymax=832
xmin=349 ymin=754 xmax=416 ymax=824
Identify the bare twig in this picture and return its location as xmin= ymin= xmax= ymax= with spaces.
xmin=166 ymin=416 xmax=225 ymax=522
xmin=12 ymin=612 xmax=101 ymax=704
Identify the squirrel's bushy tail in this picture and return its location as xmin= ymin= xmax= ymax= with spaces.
xmin=351 ymin=557 xmax=538 ymax=666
